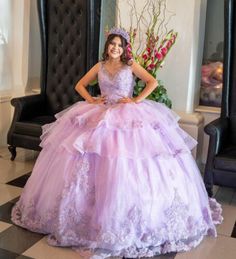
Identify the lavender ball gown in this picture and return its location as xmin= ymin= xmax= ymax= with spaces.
xmin=12 ymin=63 xmax=223 ymax=258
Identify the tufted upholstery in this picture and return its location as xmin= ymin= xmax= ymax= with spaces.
xmin=204 ymin=0 xmax=236 ymax=196
xmin=7 ymin=0 xmax=101 ymax=160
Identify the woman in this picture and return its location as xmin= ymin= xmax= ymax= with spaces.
xmin=12 ymin=27 xmax=223 ymax=258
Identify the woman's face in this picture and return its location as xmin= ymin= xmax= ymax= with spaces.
xmin=107 ymin=36 xmax=124 ymax=60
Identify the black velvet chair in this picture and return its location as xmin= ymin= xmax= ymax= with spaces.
xmin=7 ymin=0 xmax=101 ymax=160
xmin=204 ymin=0 xmax=236 ymax=197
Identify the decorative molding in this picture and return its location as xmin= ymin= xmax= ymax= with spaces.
xmin=176 ymin=111 xmax=204 ymax=126
xmin=195 ymin=105 xmax=221 ymax=114
xmin=0 ymin=95 xmax=11 ymax=103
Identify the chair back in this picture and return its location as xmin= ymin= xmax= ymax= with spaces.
xmin=38 ymin=0 xmax=101 ymax=114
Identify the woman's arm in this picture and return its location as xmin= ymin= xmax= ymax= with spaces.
xmin=131 ymin=61 xmax=158 ymax=103
xmin=75 ymin=63 xmax=105 ymax=104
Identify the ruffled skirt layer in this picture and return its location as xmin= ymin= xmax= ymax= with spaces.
xmin=12 ymin=100 xmax=223 ymax=258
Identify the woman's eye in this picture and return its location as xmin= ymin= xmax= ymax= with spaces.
xmin=110 ymin=42 xmax=122 ymax=47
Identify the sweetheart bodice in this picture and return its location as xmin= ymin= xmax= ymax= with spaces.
xmin=97 ymin=62 xmax=135 ymax=103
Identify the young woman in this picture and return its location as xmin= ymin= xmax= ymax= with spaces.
xmin=12 ymin=27 xmax=222 ymax=258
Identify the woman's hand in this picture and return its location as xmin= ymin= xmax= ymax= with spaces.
xmin=88 ymin=96 xmax=106 ymax=104
xmin=117 ymin=97 xmax=138 ymax=103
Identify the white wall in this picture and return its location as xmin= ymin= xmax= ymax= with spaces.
xmin=117 ymin=0 xmax=207 ymax=113
xmin=11 ymin=0 xmax=30 ymax=97
xmin=0 ymin=0 xmax=12 ymax=94
xmin=27 ymin=0 xmax=41 ymax=91
xmin=0 ymin=0 xmax=30 ymax=146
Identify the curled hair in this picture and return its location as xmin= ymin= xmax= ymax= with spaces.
xmin=102 ymin=34 xmax=132 ymax=65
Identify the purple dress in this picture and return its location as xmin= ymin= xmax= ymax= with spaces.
xmin=12 ymin=63 xmax=223 ymax=258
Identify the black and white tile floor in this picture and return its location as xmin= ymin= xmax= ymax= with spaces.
xmin=0 ymin=147 xmax=236 ymax=259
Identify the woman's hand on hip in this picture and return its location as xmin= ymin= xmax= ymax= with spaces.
xmin=118 ymin=97 xmax=137 ymax=103
xmin=88 ymin=96 xmax=106 ymax=104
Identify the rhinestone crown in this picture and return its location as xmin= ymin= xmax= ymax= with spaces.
xmin=108 ymin=27 xmax=130 ymax=43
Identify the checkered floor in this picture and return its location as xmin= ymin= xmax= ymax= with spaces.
xmin=0 ymin=147 xmax=236 ymax=259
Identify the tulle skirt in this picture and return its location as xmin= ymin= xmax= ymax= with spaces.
xmin=12 ymin=100 xmax=223 ymax=258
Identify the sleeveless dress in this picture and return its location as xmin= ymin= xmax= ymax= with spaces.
xmin=12 ymin=63 xmax=223 ymax=258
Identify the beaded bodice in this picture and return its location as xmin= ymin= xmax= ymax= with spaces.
xmin=98 ymin=62 xmax=135 ymax=103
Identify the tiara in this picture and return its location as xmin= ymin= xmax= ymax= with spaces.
xmin=108 ymin=27 xmax=130 ymax=43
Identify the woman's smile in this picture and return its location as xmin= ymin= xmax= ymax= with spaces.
xmin=108 ymin=36 xmax=124 ymax=58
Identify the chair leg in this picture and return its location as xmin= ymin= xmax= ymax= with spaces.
xmin=8 ymin=146 xmax=16 ymax=161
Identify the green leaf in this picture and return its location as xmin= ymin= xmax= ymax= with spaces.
xmin=89 ymin=79 xmax=98 ymax=86
xmin=134 ymin=78 xmax=172 ymax=108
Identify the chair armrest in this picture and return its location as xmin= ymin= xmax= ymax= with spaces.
xmin=204 ymin=117 xmax=229 ymax=155
xmin=11 ymin=94 xmax=46 ymax=121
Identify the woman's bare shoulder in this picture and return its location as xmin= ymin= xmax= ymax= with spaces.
xmin=130 ymin=60 xmax=142 ymax=72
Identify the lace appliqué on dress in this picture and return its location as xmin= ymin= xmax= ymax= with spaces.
xmin=11 ymin=156 xmax=92 ymax=241
xmin=11 ymin=158 xmax=219 ymax=258
xmin=84 ymin=190 xmax=217 ymax=258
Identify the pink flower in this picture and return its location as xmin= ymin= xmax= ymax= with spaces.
xmin=142 ymin=54 xmax=148 ymax=60
xmin=126 ymin=46 xmax=132 ymax=52
xmin=155 ymin=52 xmax=163 ymax=61
xmin=161 ymin=47 xmax=168 ymax=56
xmin=147 ymin=63 xmax=155 ymax=70
xmin=126 ymin=44 xmax=133 ymax=59
xmin=166 ymin=40 xmax=172 ymax=49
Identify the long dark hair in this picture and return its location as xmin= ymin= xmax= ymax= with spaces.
xmin=102 ymin=34 xmax=132 ymax=65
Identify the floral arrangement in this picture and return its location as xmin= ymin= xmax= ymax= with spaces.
xmin=124 ymin=0 xmax=178 ymax=108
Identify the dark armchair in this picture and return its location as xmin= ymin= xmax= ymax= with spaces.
xmin=204 ymin=0 xmax=236 ymax=196
xmin=7 ymin=0 xmax=101 ymax=160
